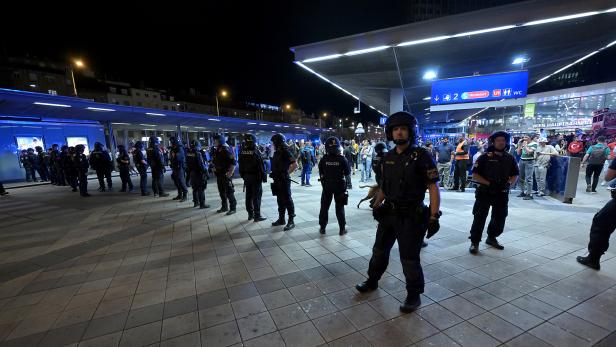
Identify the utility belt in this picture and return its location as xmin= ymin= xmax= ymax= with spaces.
xmin=374 ymin=200 xmax=426 ymax=223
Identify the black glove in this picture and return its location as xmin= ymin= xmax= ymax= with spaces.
xmin=427 ymin=219 xmax=440 ymax=238
xmin=345 ymin=175 xmax=352 ymax=190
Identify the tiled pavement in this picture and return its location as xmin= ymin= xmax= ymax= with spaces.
xmin=0 ymin=171 xmax=615 ymax=347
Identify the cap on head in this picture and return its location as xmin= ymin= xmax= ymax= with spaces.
xmin=325 ymin=137 xmax=340 ymax=155
xmin=271 ymin=133 xmax=286 ymax=147
xmin=373 ymin=142 xmax=387 ymax=153
xmin=243 ymin=133 xmax=256 ymax=149
xmin=488 ymin=131 xmax=510 ymax=152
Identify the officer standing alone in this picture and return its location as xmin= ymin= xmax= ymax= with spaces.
xmin=270 ymin=133 xmax=297 ymax=231
xmin=355 ymin=111 xmax=441 ymax=313
xmin=89 ymin=142 xmax=113 ymax=192
xmin=186 ymin=140 xmax=211 ymax=209
xmin=318 ymin=137 xmax=352 ymax=235
xmin=577 ymin=159 xmax=616 ymax=270
xmin=146 ymin=136 xmax=169 ymax=197
xmin=169 ymin=137 xmax=189 ymax=202
xmin=212 ymin=134 xmax=237 ymax=215
xmin=468 ymin=131 xmax=519 ymax=254
xmin=238 ymin=134 xmax=268 ymax=221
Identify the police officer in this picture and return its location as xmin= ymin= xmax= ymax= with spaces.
xmin=212 ymin=134 xmax=237 ymax=215
xmin=28 ymin=147 xmax=45 ymax=181
xmin=169 ymin=136 xmax=189 ymax=202
xmin=50 ymin=144 xmax=65 ymax=186
xmin=318 ymin=137 xmax=352 ymax=235
xmin=116 ymin=145 xmax=134 ymax=192
xmin=19 ymin=149 xmax=33 ymax=182
xmin=356 ymin=111 xmax=441 ymax=313
xmin=74 ymin=144 xmax=90 ymax=197
xmin=270 ymin=133 xmax=297 ymax=231
xmin=186 ymin=140 xmax=210 ymax=209
xmin=239 ymin=134 xmax=267 ymax=221
xmin=146 ymin=136 xmax=169 ymax=197
xmin=133 ymin=141 xmax=150 ymax=196
xmin=468 ymin=131 xmax=519 ymax=254
xmin=89 ymin=142 xmax=113 ymax=192
xmin=576 ymin=159 xmax=616 ymax=270
xmin=64 ymin=146 xmax=78 ymax=192
xmin=35 ymin=146 xmax=51 ymax=183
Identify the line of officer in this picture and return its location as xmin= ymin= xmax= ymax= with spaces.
xmin=577 ymin=159 xmax=616 ymax=270
xmin=169 ymin=136 xmax=189 ymax=202
xmin=74 ymin=144 xmax=90 ymax=197
xmin=50 ymin=144 xmax=66 ymax=186
xmin=318 ymin=137 xmax=352 ymax=235
xmin=186 ymin=140 xmax=211 ymax=209
xmin=146 ymin=136 xmax=169 ymax=197
xmin=468 ymin=131 xmax=519 ymax=254
xmin=133 ymin=141 xmax=150 ymax=196
xmin=270 ymin=133 xmax=297 ymax=231
xmin=116 ymin=145 xmax=134 ymax=192
xmin=239 ymin=133 xmax=268 ymax=222
xmin=212 ymin=134 xmax=237 ymax=215
xmin=35 ymin=146 xmax=51 ymax=183
xmin=89 ymin=142 xmax=113 ymax=192
xmin=356 ymin=111 xmax=441 ymax=313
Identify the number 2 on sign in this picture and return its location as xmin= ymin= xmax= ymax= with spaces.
xmin=453 ymin=93 xmax=458 ymax=100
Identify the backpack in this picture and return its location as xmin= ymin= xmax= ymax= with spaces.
xmin=587 ymin=146 xmax=607 ymax=165
xmin=301 ymin=149 xmax=311 ymax=163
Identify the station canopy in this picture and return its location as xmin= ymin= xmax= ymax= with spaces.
xmin=0 ymin=88 xmax=318 ymax=135
xmin=291 ymin=0 xmax=616 ymax=123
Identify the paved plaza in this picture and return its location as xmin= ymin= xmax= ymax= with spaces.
xmin=0 ymin=172 xmax=615 ymax=347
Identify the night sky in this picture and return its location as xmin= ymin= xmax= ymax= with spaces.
xmin=2 ymin=1 xmax=416 ymax=124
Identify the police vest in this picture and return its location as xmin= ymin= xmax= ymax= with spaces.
xmin=455 ymin=142 xmax=469 ymax=160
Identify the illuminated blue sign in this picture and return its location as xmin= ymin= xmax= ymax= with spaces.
xmin=379 ymin=116 xmax=387 ymax=126
xmin=430 ymin=71 xmax=528 ymax=105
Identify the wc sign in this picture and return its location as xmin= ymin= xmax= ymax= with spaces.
xmin=379 ymin=116 xmax=387 ymax=126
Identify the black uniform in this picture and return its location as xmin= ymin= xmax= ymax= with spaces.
xmin=36 ymin=148 xmax=52 ymax=183
xmin=89 ymin=146 xmax=113 ymax=191
xmin=133 ymin=146 xmax=149 ymax=195
xmin=469 ymin=150 xmax=519 ymax=244
xmin=186 ymin=145 xmax=209 ymax=208
xmin=212 ymin=144 xmax=237 ymax=212
xmin=28 ymin=149 xmax=45 ymax=181
xmin=271 ymin=146 xmax=296 ymax=222
xmin=19 ymin=151 xmax=32 ymax=182
xmin=146 ymin=142 xmax=167 ymax=196
xmin=116 ymin=149 xmax=134 ymax=192
xmin=74 ymin=147 xmax=90 ymax=197
xmin=367 ymin=146 xmax=438 ymax=296
xmin=170 ymin=142 xmax=189 ymax=200
xmin=372 ymin=151 xmax=385 ymax=186
xmin=239 ymin=147 xmax=267 ymax=219
xmin=63 ymin=147 xmax=78 ymax=191
xmin=50 ymin=147 xmax=66 ymax=186
xmin=318 ymin=153 xmax=351 ymax=232
xmin=583 ymin=159 xmax=616 ymax=265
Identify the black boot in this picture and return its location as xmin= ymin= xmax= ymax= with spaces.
xmin=180 ymin=192 xmax=188 ymax=202
xmin=339 ymin=226 xmax=347 ymax=236
xmin=469 ymin=242 xmax=479 ymax=254
xmin=173 ymin=194 xmax=182 ymax=200
xmin=577 ymin=255 xmax=600 ymax=270
xmin=400 ymin=294 xmax=421 ymax=313
xmin=319 ymin=226 xmax=326 ymax=234
xmin=272 ymin=214 xmax=286 ymax=226
xmin=422 ymin=241 xmax=428 ymax=248
xmin=486 ymin=237 xmax=505 ymax=250
xmin=194 ymin=201 xmax=199 ymax=207
xmin=284 ymin=217 xmax=295 ymax=231
xmin=248 ymin=214 xmax=254 ymax=221
xmin=217 ymin=206 xmax=229 ymax=213
xmin=254 ymin=216 xmax=267 ymax=222
xmin=355 ymin=280 xmax=378 ymax=293
xmin=226 ymin=209 xmax=236 ymax=216
xmin=159 ymin=192 xmax=170 ymax=197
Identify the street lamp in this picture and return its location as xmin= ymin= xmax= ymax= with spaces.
xmin=282 ymin=103 xmax=292 ymax=122
xmin=70 ymin=59 xmax=86 ymax=97
xmin=215 ymin=89 xmax=228 ymax=116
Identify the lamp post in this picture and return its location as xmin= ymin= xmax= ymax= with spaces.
xmin=282 ymin=103 xmax=291 ymax=122
xmin=320 ymin=112 xmax=327 ymax=128
xmin=216 ymin=90 xmax=228 ymax=116
xmin=70 ymin=59 xmax=85 ymax=97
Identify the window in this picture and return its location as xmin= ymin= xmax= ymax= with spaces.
xmin=578 ymin=95 xmax=604 ymax=117
xmin=605 ymin=93 xmax=616 ymax=109
xmin=121 ymin=89 xmax=128 ymax=95
xmin=110 ymin=87 xmax=117 ymax=93
xmin=13 ymin=71 xmax=21 ymax=79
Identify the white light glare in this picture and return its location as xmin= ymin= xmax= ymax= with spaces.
xmin=146 ymin=112 xmax=166 ymax=116
xmin=524 ymin=12 xmax=599 ymax=26
xmin=33 ymin=102 xmax=71 ymax=107
xmin=512 ymin=56 xmax=528 ymax=65
xmin=302 ymin=54 xmax=343 ymax=63
xmin=423 ymin=70 xmax=438 ymax=80
xmin=397 ymin=36 xmax=450 ymax=47
xmin=345 ymin=46 xmax=390 ymax=56
xmin=208 ymin=118 xmax=221 ymax=122
xmin=87 ymin=107 xmax=116 ymax=112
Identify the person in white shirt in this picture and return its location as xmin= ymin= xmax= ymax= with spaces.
xmin=534 ymin=138 xmax=559 ymax=196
